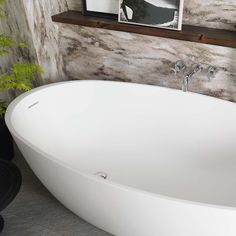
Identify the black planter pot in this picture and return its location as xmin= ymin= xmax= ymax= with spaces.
xmin=0 ymin=118 xmax=14 ymax=161
xmin=0 ymin=215 xmax=3 ymax=233
xmin=0 ymin=159 xmax=22 ymax=233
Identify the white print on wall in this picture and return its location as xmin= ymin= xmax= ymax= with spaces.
xmin=119 ymin=0 xmax=184 ymax=30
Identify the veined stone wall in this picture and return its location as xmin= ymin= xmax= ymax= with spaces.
xmin=1 ymin=0 xmax=236 ymax=102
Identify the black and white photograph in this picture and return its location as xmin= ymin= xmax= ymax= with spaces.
xmin=82 ymin=0 xmax=119 ymax=19
xmin=119 ymin=0 xmax=184 ymax=30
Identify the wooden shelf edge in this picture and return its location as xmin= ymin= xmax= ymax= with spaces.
xmin=52 ymin=11 xmax=236 ymax=49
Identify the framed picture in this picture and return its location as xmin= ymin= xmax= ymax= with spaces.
xmin=81 ymin=0 xmax=119 ymax=19
xmin=118 ymin=0 xmax=184 ymax=31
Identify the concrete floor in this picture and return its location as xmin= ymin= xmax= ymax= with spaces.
xmin=1 ymin=147 xmax=112 ymax=236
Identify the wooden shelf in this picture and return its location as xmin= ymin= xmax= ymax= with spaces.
xmin=52 ymin=11 xmax=236 ymax=48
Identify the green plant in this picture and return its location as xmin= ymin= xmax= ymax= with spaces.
xmin=0 ymin=63 xmax=43 ymax=91
xmin=0 ymin=35 xmax=15 ymax=56
xmin=0 ymin=101 xmax=6 ymax=117
xmin=0 ymin=0 xmax=43 ymax=118
xmin=0 ymin=35 xmax=27 ymax=56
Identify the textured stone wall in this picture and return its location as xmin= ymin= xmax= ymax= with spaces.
xmin=183 ymin=0 xmax=236 ymax=31
xmin=58 ymin=24 xmax=236 ymax=101
xmin=0 ymin=0 xmax=38 ymax=101
xmin=0 ymin=0 xmax=236 ymax=102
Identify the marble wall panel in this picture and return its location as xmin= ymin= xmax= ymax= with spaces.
xmin=18 ymin=0 xmax=236 ymax=102
xmin=183 ymin=0 xmax=236 ymax=31
xmin=21 ymin=0 xmax=70 ymax=83
xmin=1 ymin=0 xmax=235 ymax=103
xmin=0 ymin=0 xmax=37 ymax=71
xmin=58 ymin=24 xmax=236 ymax=101
xmin=0 ymin=0 xmax=38 ymax=101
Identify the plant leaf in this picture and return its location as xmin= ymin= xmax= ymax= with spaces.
xmin=0 ymin=63 xmax=44 ymax=91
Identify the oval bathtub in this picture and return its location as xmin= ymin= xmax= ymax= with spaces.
xmin=5 ymin=81 xmax=236 ymax=236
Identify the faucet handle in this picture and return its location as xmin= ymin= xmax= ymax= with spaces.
xmin=171 ymin=60 xmax=186 ymax=75
xmin=192 ymin=63 xmax=203 ymax=73
xmin=207 ymin=66 xmax=218 ymax=80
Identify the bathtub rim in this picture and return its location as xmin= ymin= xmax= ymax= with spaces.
xmin=5 ymin=80 xmax=236 ymax=212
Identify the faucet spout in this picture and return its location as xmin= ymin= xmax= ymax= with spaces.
xmin=182 ymin=64 xmax=203 ymax=92
xmin=182 ymin=76 xmax=189 ymax=92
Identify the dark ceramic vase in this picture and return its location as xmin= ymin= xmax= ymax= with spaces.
xmin=0 ymin=117 xmax=14 ymax=161
xmin=0 ymin=159 xmax=22 ymax=233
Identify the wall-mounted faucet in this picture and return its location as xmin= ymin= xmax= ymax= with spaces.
xmin=182 ymin=64 xmax=203 ymax=92
xmin=171 ymin=60 xmax=219 ymax=92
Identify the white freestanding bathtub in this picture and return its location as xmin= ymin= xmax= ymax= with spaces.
xmin=5 ymin=81 xmax=236 ymax=236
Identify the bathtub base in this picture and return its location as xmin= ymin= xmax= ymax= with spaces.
xmin=15 ymin=137 xmax=236 ymax=236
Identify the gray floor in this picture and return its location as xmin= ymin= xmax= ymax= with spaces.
xmin=1 ymin=146 xmax=112 ymax=236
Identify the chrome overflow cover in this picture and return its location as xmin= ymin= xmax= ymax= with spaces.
xmin=94 ymin=172 xmax=108 ymax=179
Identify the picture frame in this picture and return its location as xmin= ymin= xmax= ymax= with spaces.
xmin=81 ymin=0 xmax=119 ymax=19
xmin=118 ymin=0 xmax=185 ymax=31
